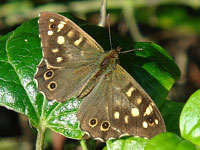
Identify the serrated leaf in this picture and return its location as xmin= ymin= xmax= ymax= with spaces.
xmin=145 ymin=133 xmax=197 ymax=150
xmin=106 ymin=136 xmax=149 ymax=150
xmin=180 ymin=89 xmax=200 ymax=146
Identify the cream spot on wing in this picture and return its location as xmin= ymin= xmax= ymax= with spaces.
xmin=143 ymin=121 xmax=148 ymax=128
xmin=124 ymin=115 xmax=129 ymax=124
xmin=56 ymin=57 xmax=63 ymax=63
xmin=67 ymin=30 xmax=74 ymax=37
xmin=38 ymin=20 xmax=40 ymax=23
xmin=48 ymin=30 xmax=53 ymax=35
xmin=52 ymin=48 xmax=59 ymax=53
xmin=106 ymin=106 xmax=108 ymax=112
xmin=60 ymin=21 xmax=66 ymax=24
xmin=144 ymin=105 xmax=153 ymax=116
xmin=136 ymin=96 xmax=142 ymax=105
xmin=151 ymin=102 xmax=155 ymax=106
xmin=57 ymin=36 xmax=65 ymax=44
xmin=114 ymin=112 xmax=120 ymax=119
xmin=49 ymin=18 xmax=54 ymax=22
xmin=131 ymin=108 xmax=140 ymax=117
xmin=155 ymin=119 xmax=159 ymax=125
xmin=24 ymin=39 xmax=28 ymax=42
xmin=126 ymin=87 xmax=135 ymax=97
xmin=67 ymin=54 xmax=72 ymax=59
xmin=57 ymin=23 xmax=64 ymax=32
xmin=74 ymin=37 xmax=83 ymax=46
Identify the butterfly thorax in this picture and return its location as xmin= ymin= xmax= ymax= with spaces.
xmin=100 ymin=50 xmax=118 ymax=70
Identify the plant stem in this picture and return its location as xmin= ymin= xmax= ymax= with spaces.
xmin=99 ymin=0 xmax=107 ymax=27
xmin=122 ymin=1 xmax=146 ymax=41
xmin=36 ymin=127 xmax=46 ymax=150
xmin=80 ymin=139 xmax=88 ymax=150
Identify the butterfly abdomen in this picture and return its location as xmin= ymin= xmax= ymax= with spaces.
xmin=77 ymin=70 xmax=105 ymax=99
xmin=78 ymin=50 xmax=118 ymax=99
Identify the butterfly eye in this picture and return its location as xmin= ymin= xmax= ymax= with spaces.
xmin=89 ymin=118 xmax=98 ymax=127
xmin=49 ymin=23 xmax=56 ymax=29
xmin=114 ymin=54 xmax=118 ymax=58
xmin=101 ymin=121 xmax=110 ymax=131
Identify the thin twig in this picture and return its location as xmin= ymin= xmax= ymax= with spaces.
xmin=99 ymin=0 xmax=107 ymax=27
xmin=122 ymin=1 xmax=146 ymax=41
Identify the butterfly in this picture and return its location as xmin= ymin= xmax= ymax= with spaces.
xmin=34 ymin=12 xmax=166 ymax=142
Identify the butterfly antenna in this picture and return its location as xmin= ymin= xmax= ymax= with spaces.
xmin=107 ymin=14 xmax=113 ymax=50
xmin=119 ymin=48 xmax=143 ymax=53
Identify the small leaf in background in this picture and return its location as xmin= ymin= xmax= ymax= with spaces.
xmin=106 ymin=136 xmax=149 ymax=150
xmin=145 ymin=132 xmax=197 ymax=150
xmin=180 ymin=89 xmax=200 ymax=146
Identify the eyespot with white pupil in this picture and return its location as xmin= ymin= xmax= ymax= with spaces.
xmin=48 ymin=81 xmax=57 ymax=91
xmin=148 ymin=117 xmax=154 ymax=124
xmin=50 ymin=23 xmax=56 ymax=29
xmin=148 ymin=117 xmax=155 ymax=126
xmin=101 ymin=121 xmax=110 ymax=131
xmin=46 ymin=70 xmax=53 ymax=77
xmin=44 ymin=70 xmax=54 ymax=80
xmin=89 ymin=118 xmax=98 ymax=127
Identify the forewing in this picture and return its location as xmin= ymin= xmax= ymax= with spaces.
xmin=109 ymin=64 xmax=166 ymax=138
xmin=35 ymin=12 xmax=105 ymax=101
xmin=38 ymin=12 xmax=104 ymax=67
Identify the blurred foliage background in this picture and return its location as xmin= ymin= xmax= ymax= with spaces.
xmin=0 ymin=0 xmax=200 ymax=150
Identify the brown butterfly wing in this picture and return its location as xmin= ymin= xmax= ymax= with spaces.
xmin=109 ymin=64 xmax=166 ymax=138
xmin=35 ymin=12 xmax=104 ymax=101
xmin=77 ymin=64 xmax=166 ymax=141
xmin=77 ymin=73 xmax=121 ymax=142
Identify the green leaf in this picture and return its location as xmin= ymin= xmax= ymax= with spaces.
xmin=0 ymin=12 xmax=180 ymax=144
xmin=160 ymin=100 xmax=184 ymax=135
xmin=180 ymin=89 xmax=200 ymax=146
xmin=145 ymin=133 xmax=197 ymax=150
xmin=106 ymin=136 xmax=149 ymax=150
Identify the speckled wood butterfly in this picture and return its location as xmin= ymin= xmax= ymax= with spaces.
xmin=34 ymin=12 xmax=166 ymax=142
